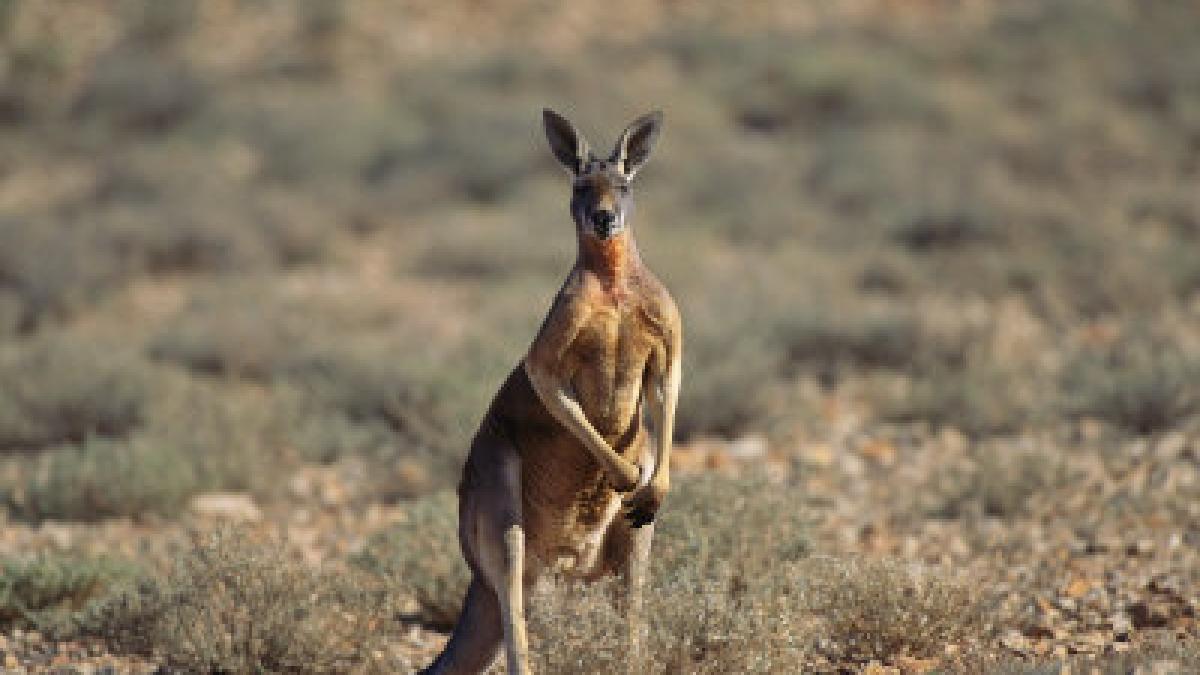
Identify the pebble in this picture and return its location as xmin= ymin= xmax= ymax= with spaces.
xmin=728 ymin=433 xmax=768 ymax=460
xmin=189 ymin=492 xmax=263 ymax=522
xmin=1111 ymin=613 xmax=1133 ymax=639
xmin=1000 ymin=630 xmax=1030 ymax=653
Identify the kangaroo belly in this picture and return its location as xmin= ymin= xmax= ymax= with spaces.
xmin=517 ymin=430 xmax=646 ymax=576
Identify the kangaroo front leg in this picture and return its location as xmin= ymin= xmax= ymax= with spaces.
xmin=624 ymin=329 xmax=681 ymax=527
xmin=498 ymin=525 xmax=531 ymax=675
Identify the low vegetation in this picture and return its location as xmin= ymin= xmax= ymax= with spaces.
xmin=0 ymin=339 xmax=149 ymax=453
xmin=77 ymin=528 xmax=398 ymax=673
xmin=1062 ymin=334 xmax=1200 ymax=435
xmin=0 ymin=553 xmax=139 ymax=633
xmin=1 ymin=0 xmax=1198 ymax=670
xmin=353 ymin=490 xmax=469 ymax=630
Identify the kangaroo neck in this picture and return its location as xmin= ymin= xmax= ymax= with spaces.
xmin=577 ymin=230 xmax=641 ymax=290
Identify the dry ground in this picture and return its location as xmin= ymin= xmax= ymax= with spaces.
xmin=1 ymin=0 xmax=1199 ymax=672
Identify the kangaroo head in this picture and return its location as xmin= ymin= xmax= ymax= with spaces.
xmin=543 ymin=109 xmax=663 ymax=241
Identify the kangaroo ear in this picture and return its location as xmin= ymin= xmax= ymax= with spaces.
xmin=611 ymin=110 xmax=663 ymax=178
xmin=543 ymin=109 xmax=590 ymax=175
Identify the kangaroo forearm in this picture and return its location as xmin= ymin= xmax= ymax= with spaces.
xmin=554 ymin=394 xmax=641 ymax=486
xmin=526 ymin=366 xmax=640 ymax=486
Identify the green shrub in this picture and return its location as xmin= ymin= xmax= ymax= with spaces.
xmin=72 ymin=47 xmax=206 ymax=134
xmin=148 ymin=300 xmax=313 ymax=380
xmin=718 ymin=36 xmax=934 ymax=133
xmin=880 ymin=366 xmax=1038 ymax=438
xmin=0 ymin=553 xmax=139 ymax=633
xmin=654 ymin=472 xmax=810 ymax=580
xmin=17 ymin=436 xmax=199 ymax=522
xmin=774 ymin=309 xmax=924 ymax=377
xmin=677 ymin=329 xmax=780 ymax=439
xmin=916 ymin=442 xmax=1068 ymax=520
xmin=0 ymin=219 xmax=128 ymax=333
xmin=414 ymin=219 xmax=570 ymax=281
xmin=0 ymin=340 xmax=148 ymax=453
xmin=150 ymin=288 xmax=466 ymax=474
xmin=1062 ymin=337 xmax=1200 ymax=434
xmin=352 ymin=490 xmax=468 ymax=630
xmin=123 ymin=0 xmax=197 ymax=46
xmin=892 ymin=206 xmax=999 ymax=251
xmin=13 ymin=382 xmax=287 ymax=521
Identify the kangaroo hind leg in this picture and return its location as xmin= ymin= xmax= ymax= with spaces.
xmin=468 ymin=439 xmax=531 ymax=674
xmin=418 ymin=577 xmax=502 ymax=675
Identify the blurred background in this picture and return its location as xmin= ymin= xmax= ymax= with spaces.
xmin=1 ymin=0 xmax=1198 ymax=672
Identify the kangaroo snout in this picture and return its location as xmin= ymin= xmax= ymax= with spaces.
xmin=592 ymin=209 xmax=618 ymax=238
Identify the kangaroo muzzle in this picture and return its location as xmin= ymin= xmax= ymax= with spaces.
xmin=592 ymin=209 xmax=619 ymax=239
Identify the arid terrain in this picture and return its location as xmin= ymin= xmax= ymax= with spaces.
xmin=1 ymin=0 xmax=1198 ymax=672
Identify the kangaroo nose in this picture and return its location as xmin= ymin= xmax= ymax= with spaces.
xmin=593 ymin=210 xmax=616 ymax=228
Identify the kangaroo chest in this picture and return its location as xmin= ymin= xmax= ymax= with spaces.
xmin=566 ymin=303 xmax=656 ymax=437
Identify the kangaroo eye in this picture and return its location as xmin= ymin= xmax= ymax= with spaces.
xmin=618 ymin=184 xmax=630 ymax=195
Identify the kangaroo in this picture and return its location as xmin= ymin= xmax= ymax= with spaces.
xmin=419 ymin=109 xmax=681 ymax=674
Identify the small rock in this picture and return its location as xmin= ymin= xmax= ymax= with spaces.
xmin=190 ymin=492 xmax=262 ymax=522
xmin=1066 ymin=631 xmax=1105 ymax=654
xmin=937 ymin=427 xmax=969 ymax=454
xmin=39 ymin=521 xmax=74 ymax=549
xmin=1154 ymin=432 xmax=1187 ymax=459
xmin=1056 ymin=595 xmax=1078 ymax=612
xmin=1148 ymin=574 xmax=1183 ymax=598
xmin=1001 ymin=630 xmax=1030 ymax=653
xmin=858 ymin=438 xmax=897 ymax=466
xmin=1064 ymin=577 xmax=1095 ymax=599
xmin=1127 ymin=539 xmax=1154 ymax=557
xmin=728 ymin=433 xmax=768 ymax=460
xmin=861 ymin=661 xmax=899 ymax=675
xmin=394 ymin=458 xmax=431 ymax=494
xmin=895 ymin=655 xmax=939 ymax=674
xmin=1112 ymin=613 xmax=1133 ymax=640
xmin=799 ymin=442 xmax=834 ymax=467
xmin=1130 ymin=600 xmax=1175 ymax=628
xmin=288 ymin=472 xmax=314 ymax=499
xmin=319 ymin=481 xmax=348 ymax=508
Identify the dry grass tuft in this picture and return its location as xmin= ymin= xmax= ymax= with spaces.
xmin=527 ymin=534 xmax=983 ymax=671
xmin=352 ymin=490 xmax=469 ymax=630
xmin=799 ymin=555 xmax=987 ymax=665
xmin=528 ymin=570 xmax=811 ymax=674
xmin=77 ymin=527 xmax=397 ymax=673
